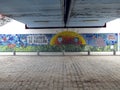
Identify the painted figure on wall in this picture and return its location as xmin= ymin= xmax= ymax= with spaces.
xmin=50 ymin=31 xmax=86 ymax=45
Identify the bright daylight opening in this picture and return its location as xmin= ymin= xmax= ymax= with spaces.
xmin=0 ymin=14 xmax=25 ymax=34
xmin=107 ymin=18 xmax=120 ymax=32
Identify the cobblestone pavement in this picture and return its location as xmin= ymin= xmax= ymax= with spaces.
xmin=0 ymin=56 xmax=120 ymax=90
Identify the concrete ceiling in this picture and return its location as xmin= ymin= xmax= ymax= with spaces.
xmin=0 ymin=0 xmax=120 ymax=28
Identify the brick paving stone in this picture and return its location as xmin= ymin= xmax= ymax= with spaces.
xmin=0 ymin=56 xmax=120 ymax=90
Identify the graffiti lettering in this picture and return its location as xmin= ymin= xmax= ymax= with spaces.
xmin=27 ymin=35 xmax=48 ymax=45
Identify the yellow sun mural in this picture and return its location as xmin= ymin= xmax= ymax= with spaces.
xmin=50 ymin=31 xmax=86 ymax=45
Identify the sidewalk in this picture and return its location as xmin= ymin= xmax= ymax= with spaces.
xmin=0 ymin=56 xmax=120 ymax=90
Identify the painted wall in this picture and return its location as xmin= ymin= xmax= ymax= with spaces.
xmin=0 ymin=32 xmax=117 ymax=52
xmin=0 ymin=19 xmax=120 ymax=52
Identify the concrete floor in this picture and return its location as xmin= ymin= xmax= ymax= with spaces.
xmin=0 ymin=56 xmax=120 ymax=90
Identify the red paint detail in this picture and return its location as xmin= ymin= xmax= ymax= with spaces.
xmin=3 ymin=37 xmax=7 ymax=41
xmin=55 ymin=36 xmax=82 ymax=45
xmin=8 ymin=44 xmax=16 ymax=48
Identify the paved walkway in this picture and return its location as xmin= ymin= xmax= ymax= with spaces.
xmin=0 ymin=56 xmax=120 ymax=90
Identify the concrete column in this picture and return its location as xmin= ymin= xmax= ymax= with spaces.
xmin=13 ymin=51 xmax=16 ymax=56
xmin=113 ymin=49 xmax=116 ymax=55
xmin=88 ymin=50 xmax=90 ymax=55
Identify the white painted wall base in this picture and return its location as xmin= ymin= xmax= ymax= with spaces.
xmin=0 ymin=51 xmax=118 ymax=56
xmin=39 ymin=52 xmax=63 ymax=56
xmin=64 ymin=52 xmax=88 ymax=56
xmin=16 ymin=52 xmax=37 ymax=56
xmin=0 ymin=52 xmax=13 ymax=55
xmin=90 ymin=52 xmax=113 ymax=55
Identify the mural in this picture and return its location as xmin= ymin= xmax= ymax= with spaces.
xmin=50 ymin=31 xmax=86 ymax=45
xmin=0 ymin=31 xmax=118 ymax=52
xmin=82 ymin=33 xmax=118 ymax=51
